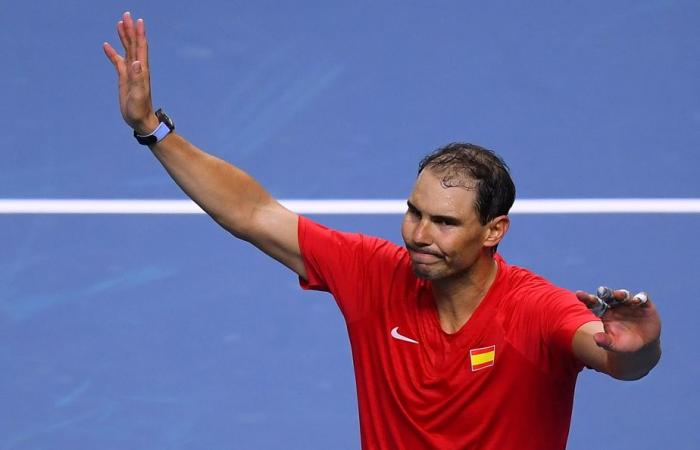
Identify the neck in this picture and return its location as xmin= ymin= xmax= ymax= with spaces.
xmin=432 ymin=252 xmax=498 ymax=334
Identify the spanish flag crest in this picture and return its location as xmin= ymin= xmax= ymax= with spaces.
xmin=469 ymin=345 xmax=496 ymax=371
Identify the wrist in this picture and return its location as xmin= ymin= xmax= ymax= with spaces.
xmin=133 ymin=114 xmax=159 ymax=136
xmin=133 ymin=109 xmax=175 ymax=146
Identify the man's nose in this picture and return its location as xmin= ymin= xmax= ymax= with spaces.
xmin=412 ymin=220 xmax=432 ymax=246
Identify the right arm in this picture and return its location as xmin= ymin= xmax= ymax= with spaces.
xmin=103 ymin=11 xmax=306 ymax=278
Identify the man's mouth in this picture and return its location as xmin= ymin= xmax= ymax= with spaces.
xmin=408 ymin=248 xmax=442 ymax=263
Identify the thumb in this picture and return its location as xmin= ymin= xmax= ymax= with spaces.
xmin=594 ymin=332 xmax=613 ymax=350
xmin=128 ymin=60 xmax=149 ymax=92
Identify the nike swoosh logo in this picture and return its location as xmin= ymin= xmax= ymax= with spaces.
xmin=391 ymin=326 xmax=419 ymax=344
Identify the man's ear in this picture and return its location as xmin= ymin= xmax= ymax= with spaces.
xmin=483 ymin=215 xmax=510 ymax=249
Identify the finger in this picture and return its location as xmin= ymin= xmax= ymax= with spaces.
xmin=612 ymin=289 xmax=631 ymax=301
xmin=596 ymin=285 xmax=621 ymax=309
xmin=575 ymin=291 xmax=597 ymax=308
xmin=603 ymin=288 xmax=631 ymax=308
xmin=102 ymin=42 xmax=120 ymax=65
xmin=102 ymin=42 xmax=124 ymax=68
xmin=102 ymin=42 xmax=127 ymax=88
xmin=612 ymin=289 xmax=650 ymax=307
xmin=596 ymin=286 xmax=615 ymax=302
xmin=123 ymin=11 xmax=135 ymax=40
xmin=631 ymin=291 xmax=650 ymax=307
xmin=117 ymin=20 xmax=129 ymax=55
xmin=576 ymin=291 xmax=608 ymax=317
xmin=122 ymin=12 xmax=137 ymax=62
xmin=593 ymin=331 xmax=614 ymax=350
xmin=135 ymin=18 xmax=149 ymax=70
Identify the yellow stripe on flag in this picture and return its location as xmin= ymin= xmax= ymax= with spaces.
xmin=470 ymin=350 xmax=495 ymax=366
xmin=469 ymin=345 xmax=496 ymax=371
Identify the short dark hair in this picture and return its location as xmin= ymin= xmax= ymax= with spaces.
xmin=418 ymin=142 xmax=516 ymax=225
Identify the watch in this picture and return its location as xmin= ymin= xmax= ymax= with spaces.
xmin=134 ymin=109 xmax=175 ymax=145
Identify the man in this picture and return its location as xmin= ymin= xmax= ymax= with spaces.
xmin=103 ymin=12 xmax=661 ymax=450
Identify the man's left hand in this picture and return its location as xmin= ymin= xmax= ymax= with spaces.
xmin=576 ymin=288 xmax=661 ymax=353
xmin=573 ymin=287 xmax=661 ymax=380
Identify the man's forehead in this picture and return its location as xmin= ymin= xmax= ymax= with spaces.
xmin=410 ymin=170 xmax=477 ymax=214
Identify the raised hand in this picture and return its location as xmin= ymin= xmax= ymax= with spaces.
xmin=576 ymin=287 xmax=661 ymax=353
xmin=103 ymin=11 xmax=159 ymax=135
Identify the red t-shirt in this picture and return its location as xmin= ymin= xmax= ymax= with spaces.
xmin=298 ymin=217 xmax=598 ymax=450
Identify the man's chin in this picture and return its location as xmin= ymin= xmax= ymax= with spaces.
xmin=411 ymin=264 xmax=439 ymax=280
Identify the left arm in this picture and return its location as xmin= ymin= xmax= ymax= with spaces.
xmin=573 ymin=289 xmax=661 ymax=380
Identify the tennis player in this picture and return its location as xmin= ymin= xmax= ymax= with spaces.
xmin=104 ymin=12 xmax=661 ymax=450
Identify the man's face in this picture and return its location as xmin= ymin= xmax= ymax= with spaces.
xmin=401 ymin=169 xmax=491 ymax=281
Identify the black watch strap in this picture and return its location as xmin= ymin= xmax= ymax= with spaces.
xmin=134 ymin=109 xmax=175 ymax=145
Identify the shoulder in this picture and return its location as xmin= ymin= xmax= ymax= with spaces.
xmin=297 ymin=216 xmax=420 ymax=320
xmin=299 ymin=215 xmax=410 ymax=268
xmin=495 ymin=256 xmax=580 ymax=321
xmin=498 ymin=256 xmax=571 ymax=301
xmin=495 ymin=256 xmax=597 ymax=370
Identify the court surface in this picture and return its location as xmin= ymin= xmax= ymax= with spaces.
xmin=1 ymin=1 xmax=699 ymax=449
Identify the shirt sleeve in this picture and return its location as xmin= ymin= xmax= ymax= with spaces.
xmin=540 ymin=287 xmax=600 ymax=371
xmin=297 ymin=215 xmax=406 ymax=321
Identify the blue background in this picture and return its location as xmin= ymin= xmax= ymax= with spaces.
xmin=1 ymin=1 xmax=699 ymax=449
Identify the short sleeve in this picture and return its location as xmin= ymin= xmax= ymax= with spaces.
xmin=297 ymin=216 xmax=407 ymax=321
xmin=539 ymin=288 xmax=600 ymax=372
xmin=541 ymin=288 xmax=600 ymax=370
xmin=504 ymin=265 xmax=601 ymax=374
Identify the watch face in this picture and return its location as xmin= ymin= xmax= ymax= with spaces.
xmin=155 ymin=109 xmax=175 ymax=130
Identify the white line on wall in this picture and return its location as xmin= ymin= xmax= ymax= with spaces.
xmin=0 ymin=199 xmax=699 ymax=214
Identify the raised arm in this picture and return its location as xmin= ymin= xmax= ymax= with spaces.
xmin=573 ymin=288 xmax=661 ymax=380
xmin=103 ymin=12 xmax=306 ymax=278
